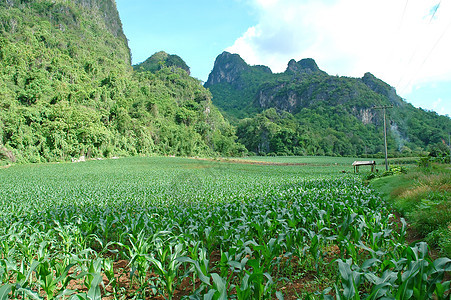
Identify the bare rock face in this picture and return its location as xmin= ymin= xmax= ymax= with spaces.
xmin=361 ymin=72 xmax=403 ymax=107
xmin=256 ymin=84 xmax=302 ymax=113
xmin=353 ymin=108 xmax=376 ymax=125
xmin=205 ymin=52 xmax=250 ymax=87
xmin=285 ymin=58 xmax=322 ymax=75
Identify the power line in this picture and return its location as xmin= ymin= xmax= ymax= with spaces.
xmin=372 ymin=105 xmax=393 ymax=171
xmin=394 ymin=0 xmax=426 ymax=88
xmin=400 ymin=17 xmax=451 ymax=94
xmin=429 ymin=1 xmax=441 ymax=23
xmin=386 ymin=0 xmax=409 ymax=69
xmin=399 ymin=0 xmax=409 ymax=30
xmin=396 ymin=1 xmax=442 ymax=87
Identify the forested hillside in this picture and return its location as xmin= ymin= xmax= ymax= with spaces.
xmin=134 ymin=51 xmax=190 ymax=75
xmin=205 ymin=52 xmax=451 ymax=157
xmin=0 ymin=0 xmax=243 ymax=163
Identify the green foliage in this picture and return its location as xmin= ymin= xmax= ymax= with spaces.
xmin=0 ymin=0 xmax=242 ymax=162
xmin=363 ymin=165 xmax=407 ymax=181
xmin=418 ymin=156 xmax=431 ymax=168
xmin=134 ymin=51 xmax=190 ymax=75
xmin=331 ymin=243 xmax=451 ymax=300
xmin=206 ymin=53 xmax=451 ymax=157
xmin=0 ymin=157 xmax=449 ymax=298
xmin=371 ymin=165 xmax=451 ymax=256
xmin=236 ymin=108 xmax=383 ymax=156
xmin=428 ymin=142 xmax=451 ymax=163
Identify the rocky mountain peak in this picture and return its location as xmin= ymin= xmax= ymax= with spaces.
xmin=205 ymin=52 xmax=250 ymax=87
xmin=361 ymin=72 xmax=403 ymax=106
xmin=285 ymin=58 xmax=321 ymax=74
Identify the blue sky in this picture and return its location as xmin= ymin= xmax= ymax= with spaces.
xmin=115 ymin=0 xmax=257 ymax=80
xmin=116 ymin=0 xmax=451 ymax=117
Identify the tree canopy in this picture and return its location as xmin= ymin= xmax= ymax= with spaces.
xmin=0 ymin=0 xmax=244 ymax=164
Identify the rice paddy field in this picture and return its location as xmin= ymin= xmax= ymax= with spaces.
xmin=0 ymin=156 xmax=449 ymax=299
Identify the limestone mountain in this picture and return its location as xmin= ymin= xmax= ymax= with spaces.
xmin=285 ymin=58 xmax=325 ymax=75
xmin=205 ymin=52 xmax=451 ymax=156
xmin=134 ymin=51 xmax=190 ymax=75
xmin=0 ymin=1 xmax=242 ymax=163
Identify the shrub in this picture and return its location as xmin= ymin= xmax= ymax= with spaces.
xmin=418 ymin=156 xmax=431 ymax=168
xmin=390 ymin=165 xmax=407 ymax=175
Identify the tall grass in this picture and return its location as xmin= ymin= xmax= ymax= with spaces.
xmin=376 ymin=164 xmax=451 ymax=256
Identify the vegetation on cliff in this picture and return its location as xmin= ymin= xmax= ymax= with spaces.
xmin=0 ymin=1 xmax=243 ymax=164
xmin=206 ymin=52 xmax=451 ymax=157
xmin=134 ymin=51 xmax=190 ymax=75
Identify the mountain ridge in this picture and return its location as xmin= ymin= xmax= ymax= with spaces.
xmin=205 ymin=51 xmax=450 ymax=156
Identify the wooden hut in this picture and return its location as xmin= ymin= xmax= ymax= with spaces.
xmin=352 ymin=161 xmax=376 ymax=173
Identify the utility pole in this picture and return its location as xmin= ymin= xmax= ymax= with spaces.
xmin=373 ymin=105 xmax=393 ymax=171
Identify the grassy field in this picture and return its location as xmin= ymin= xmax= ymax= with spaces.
xmin=0 ymin=157 xmax=449 ymax=299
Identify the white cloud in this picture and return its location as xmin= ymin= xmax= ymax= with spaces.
xmin=255 ymin=0 xmax=279 ymax=8
xmin=226 ymin=0 xmax=451 ymax=98
xmin=432 ymin=98 xmax=442 ymax=110
xmin=432 ymin=100 xmax=446 ymax=116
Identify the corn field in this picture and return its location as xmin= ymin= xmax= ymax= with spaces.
xmin=0 ymin=157 xmax=449 ymax=299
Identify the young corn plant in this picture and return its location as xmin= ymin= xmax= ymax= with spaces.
xmin=53 ymin=221 xmax=87 ymax=254
xmin=69 ymin=274 xmax=104 ymax=300
xmin=81 ymin=257 xmax=103 ymax=293
xmin=394 ymin=242 xmax=451 ymax=300
xmin=236 ymin=255 xmax=280 ymax=300
xmin=0 ymin=259 xmax=41 ymax=300
xmin=331 ymin=242 xmax=451 ymax=300
xmin=177 ymin=247 xmax=212 ymax=297
xmin=301 ymin=229 xmax=326 ymax=275
xmin=203 ymin=273 xmax=228 ymax=300
xmin=102 ymin=257 xmax=118 ymax=297
xmin=179 ymin=239 xmax=202 ymax=293
xmin=253 ymin=237 xmax=284 ymax=271
xmin=34 ymin=259 xmax=77 ymax=300
xmin=126 ymin=230 xmax=152 ymax=285
xmin=332 ymin=258 xmax=380 ymax=300
xmin=146 ymin=235 xmax=186 ymax=300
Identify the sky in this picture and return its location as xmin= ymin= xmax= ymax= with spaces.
xmin=115 ymin=0 xmax=451 ymax=117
